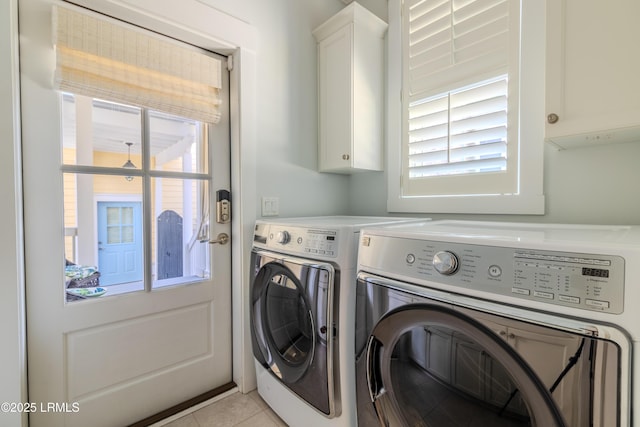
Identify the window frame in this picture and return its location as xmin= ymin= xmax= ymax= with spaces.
xmin=387 ymin=0 xmax=545 ymax=214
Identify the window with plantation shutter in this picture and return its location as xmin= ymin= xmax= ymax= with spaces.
xmin=387 ymin=0 xmax=545 ymax=214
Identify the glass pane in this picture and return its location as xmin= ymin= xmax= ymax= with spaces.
xmin=106 ymin=207 xmax=120 ymax=225
xmin=151 ymin=178 xmax=210 ymax=288
xmin=122 ymin=226 xmax=134 ymax=243
xmin=121 ymin=207 xmax=134 ymax=224
xmin=63 ymin=172 xmax=145 ymax=302
xmin=265 ymin=274 xmax=313 ymax=365
xmin=107 ymin=226 xmax=121 ymax=244
xmin=149 ymin=110 xmax=208 ymax=174
xmin=61 ymin=93 xmax=143 ymax=169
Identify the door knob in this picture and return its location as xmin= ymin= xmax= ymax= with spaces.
xmin=208 ymin=232 xmax=230 ymax=245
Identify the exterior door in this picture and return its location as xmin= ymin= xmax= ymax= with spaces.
xmin=20 ymin=1 xmax=232 ymax=426
xmin=97 ymin=201 xmax=143 ymax=286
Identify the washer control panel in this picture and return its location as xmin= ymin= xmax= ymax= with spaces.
xmin=360 ymin=237 xmax=625 ymax=314
xmin=254 ymin=223 xmax=339 ymax=258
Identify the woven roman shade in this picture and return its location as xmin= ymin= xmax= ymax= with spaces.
xmin=52 ymin=5 xmax=222 ymax=123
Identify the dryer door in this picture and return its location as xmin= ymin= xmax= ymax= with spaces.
xmin=362 ymin=304 xmax=567 ymax=427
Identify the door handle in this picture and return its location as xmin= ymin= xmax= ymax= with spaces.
xmin=208 ymin=232 xmax=229 ymax=245
xmin=366 ymin=335 xmax=384 ymax=402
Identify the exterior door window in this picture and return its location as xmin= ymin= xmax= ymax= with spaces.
xmin=62 ymin=94 xmax=212 ymax=299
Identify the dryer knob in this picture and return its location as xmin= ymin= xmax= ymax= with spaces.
xmin=433 ymin=251 xmax=459 ymax=275
xmin=276 ymin=231 xmax=291 ymax=244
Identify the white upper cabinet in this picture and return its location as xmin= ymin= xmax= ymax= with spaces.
xmin=313 ymin=3 xmax=387 ymax=173
xmin=545 ymin=0 xmax=640 ymax=149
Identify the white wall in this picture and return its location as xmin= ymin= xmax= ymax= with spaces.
xmin=199 ymin=0 xmax=358 ymax=218
xmin=0 ymin=0 xmax=27 ymax=426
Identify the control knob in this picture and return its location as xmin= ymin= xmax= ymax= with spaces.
xmin=433 ymin=251 xmax=459 ymax=275
xmin=276 ymin=231 xmax=291 ymax=244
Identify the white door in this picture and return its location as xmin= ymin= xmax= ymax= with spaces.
xmin=20 ymin=1 xmax=232 ymax=426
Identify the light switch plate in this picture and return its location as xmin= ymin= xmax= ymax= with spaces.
xmin=261 ymin=197 xmax=279 ymax=217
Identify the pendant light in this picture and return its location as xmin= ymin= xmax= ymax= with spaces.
xmin=123 ymin=141 xmax=136 ymax=181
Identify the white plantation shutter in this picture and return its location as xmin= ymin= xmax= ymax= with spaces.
xmin=406 ymin=0 xmax=510 ymax=97
xmin=52 ymin=5 xmax=223 ymax=124
xmin=408 ymin=76 xmax=507 ymax=178
xmin=402 ymin=0 xmax=519 ymax=196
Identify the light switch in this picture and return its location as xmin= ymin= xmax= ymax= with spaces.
xmin=261 ymin=197 xmax=279 ymax=216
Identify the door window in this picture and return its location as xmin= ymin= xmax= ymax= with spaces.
xmin=62 ymin=94 xmax=213 ymax=299
xmin=363 ymin=301 xmax=625 ymax=427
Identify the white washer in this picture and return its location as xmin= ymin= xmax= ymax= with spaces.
xmin=355 ymin=220 xmax=640 ymax=426
xmin=250 ymin=216 xmax=425 ymax=426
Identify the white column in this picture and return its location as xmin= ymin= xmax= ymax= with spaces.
xmin=75 ymin=96 xmax=97 ymax=266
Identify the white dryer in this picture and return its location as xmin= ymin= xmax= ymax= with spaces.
xmin=355 ymin=220 xmax=640 ymax=426
xmin=250 ymin=216 xmax=424 ymax=427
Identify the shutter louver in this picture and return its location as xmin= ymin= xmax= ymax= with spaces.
xmin=407 ymin=0 xmax=509 ymax=98
xmin=52 ymin=5 xmax=222 ymax=124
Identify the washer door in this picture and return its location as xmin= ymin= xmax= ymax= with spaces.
xmin=252 ymin=260 xmax=316 ymax=383
xmin=250 ymin=251 xmax=338 ymax=416
xmin=364 ymin=304 xmax=566 ymax=427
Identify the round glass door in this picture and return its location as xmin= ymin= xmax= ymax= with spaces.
xmin=253 ymin=261 xmax=315 ymax=383
xmin=366 ymin=304 xmax=566 ymax=427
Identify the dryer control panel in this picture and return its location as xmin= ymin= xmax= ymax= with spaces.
xmin=359 ymin=236 xmax=625 ymax=314
xmin=253 ymin=223 xmax=339 ymax=258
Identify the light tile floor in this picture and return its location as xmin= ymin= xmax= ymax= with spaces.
xmin=157 ymin=390 xmax=288 ymax=427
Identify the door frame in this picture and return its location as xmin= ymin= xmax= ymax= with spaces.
xmin=4 ymin=2 xmax=259 ymax=426
xmin=0 ymin=1 xmax=28 ymax=426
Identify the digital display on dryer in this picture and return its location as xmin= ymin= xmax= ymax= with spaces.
xmin=582 ymin=267 xmax=609 ymax=278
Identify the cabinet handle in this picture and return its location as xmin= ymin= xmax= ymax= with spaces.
xmin=342 ymin=154 xmax=350 ymax=160
xmin=547 ymin=113 xmax=559 ymax=124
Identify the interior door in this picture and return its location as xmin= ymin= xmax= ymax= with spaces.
xmin=19 ymin=1 xmax=232 ymax=426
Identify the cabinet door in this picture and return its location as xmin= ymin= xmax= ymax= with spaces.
xmin=424 ymin=326 xmax=452 ymax=383
xmin=546 ymin=0 xmax=640 ymax=148
xmin=317 ymin=24 xmax=353 ymax=172
xmin=451 ymin=335 xmax=484 ymax=399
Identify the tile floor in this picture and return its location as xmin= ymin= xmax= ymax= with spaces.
xmin=155 ymin=390 xmax=288 ymax=427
